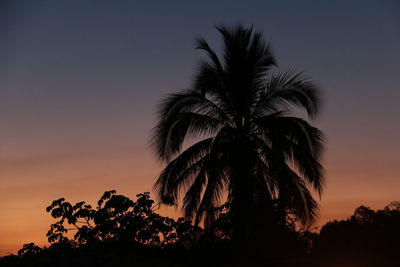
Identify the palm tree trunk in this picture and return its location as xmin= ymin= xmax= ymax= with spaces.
xmin=229 ymin=139 xmax=257 ymax=263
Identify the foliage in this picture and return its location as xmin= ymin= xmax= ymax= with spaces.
xmin=4 ymin=198 xmax=400 ymax=267
xmin=17 ymin=243 xmax=43 ymax=257
xmin=212 ymin=202 xmax=233 ymax=239
xmin=312 ymin=202 xmax=400 ymax=266
xmin=45 ymin=191 xmax=202 ymax=247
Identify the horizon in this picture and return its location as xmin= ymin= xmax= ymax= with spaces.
xmin=1 ymin=0 xmax=400 ymax=256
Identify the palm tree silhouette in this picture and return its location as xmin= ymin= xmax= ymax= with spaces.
xmin=152 ymin=25 xmax=324 ymax=246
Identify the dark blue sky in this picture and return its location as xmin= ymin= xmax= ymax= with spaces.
xmin=0 ymin=0 xmax=399 ymax=255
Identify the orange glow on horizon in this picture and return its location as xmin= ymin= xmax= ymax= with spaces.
xmin=1 ymin=146 xmax=399 ymax=256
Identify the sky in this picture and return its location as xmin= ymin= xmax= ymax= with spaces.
xmin=1 ymin=0 xmax=399 ymax=256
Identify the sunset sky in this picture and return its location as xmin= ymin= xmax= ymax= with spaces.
xmin=1 ymin=0 xmax=399 ymax=256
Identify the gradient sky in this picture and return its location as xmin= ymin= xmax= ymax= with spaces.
xmin=1 ymin=0 xmax=399 ymax=256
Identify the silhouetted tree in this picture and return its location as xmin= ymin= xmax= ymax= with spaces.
xmin=3 ymin=191 xmax=239 ymax=267
xmin=17 ymin=243 xmax=43 ymax=257
xmin=311 ymin=202 xmax=400 ymax=266
xmin=151 ymin=24 xmax=324 ymax=259
xmin=45 ymin=191 xmax=201 ymax=247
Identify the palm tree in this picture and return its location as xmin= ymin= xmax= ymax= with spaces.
xmin=151 ymin=25 xmax=324 ymax=243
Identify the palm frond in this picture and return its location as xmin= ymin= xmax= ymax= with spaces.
xmin=195 ymin=37 xmax=224 ymax=75
xmin=151 ymin=112 xmax=221 ymax=161
xmin=194 ymin=158 xmax=227 ymax=228
xmin=182 ymin=167 xmax=208 ymax=219
xmin=253 ymin=71 xmax=320 ymax=118
xmin=254 ymin=114 xmax=325 ymax=195
xmin=192 ymin=61 xmax=234 ymax=116
xmin=186 ymin=127 xmax=233 ymax=225
xmin=157 ymin=89 xmax=230 ymax=123
xmin=282 ymin=167 xmax=319 ymax=226
xmin=153 ymin=138 xmax=213 ymax=203
xmin=270 ymin=161 xmax=319 ymax=226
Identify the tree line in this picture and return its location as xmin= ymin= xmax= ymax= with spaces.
xmin=1 ymin=191 xmax=399 ymax=266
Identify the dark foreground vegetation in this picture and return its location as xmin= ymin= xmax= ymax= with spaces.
xmin=1 ymin=191 xmax=399 ymax=267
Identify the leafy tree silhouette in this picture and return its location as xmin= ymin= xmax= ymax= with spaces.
xmin=45 ymin=191 xmax=201 ymax=247
xmin=151 ymin=24 xmax=324 ymax=261
xmin=17 ymin=243 xmax=43 ymax=257
xmin=312 ymin=202 xmax=400 ymax=266
xmin=9 ymin=191 xmax=243 ymax=267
